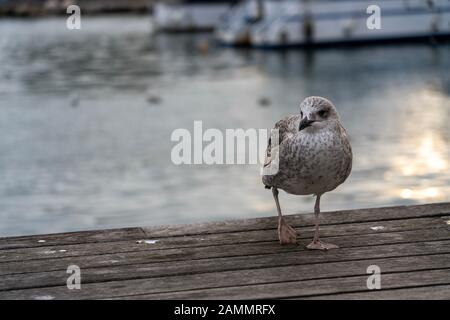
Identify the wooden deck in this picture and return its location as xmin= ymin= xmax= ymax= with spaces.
xmin=0 ymin=203 xmax=449 ymax=299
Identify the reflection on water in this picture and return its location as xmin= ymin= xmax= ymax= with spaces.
xmin=0 ymin=16 xmax=449 ymax=236
xmin=386 ymin=88 xmax=449 ymax=202
xmin=396 ymin=131 xmax=447 ymax=177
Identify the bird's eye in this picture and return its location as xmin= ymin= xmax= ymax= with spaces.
xmin=318 ymin=110 xmax=328 ymax=118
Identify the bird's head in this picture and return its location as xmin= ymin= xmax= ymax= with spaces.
xmin=298 ymin=96 xmax=340 ymax=132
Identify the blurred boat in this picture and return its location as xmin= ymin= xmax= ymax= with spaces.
xmin=216 ymin=0 xmax=450 ymax=47
xmin=214 ymin=0 xmax=273 ymax=45
xmin=154 ymin=0 xmax=237 ymax=32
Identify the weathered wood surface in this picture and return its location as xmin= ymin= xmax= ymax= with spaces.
xmin=0 ymin=203 xmax=449 ymax=300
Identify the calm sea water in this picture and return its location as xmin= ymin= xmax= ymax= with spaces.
xmin=0 ymin=16 xmax=449 ymax=237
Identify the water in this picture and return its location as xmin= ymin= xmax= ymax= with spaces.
xmin=0 ymin=16 xmax=449 ymax=237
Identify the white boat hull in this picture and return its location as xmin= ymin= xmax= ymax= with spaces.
xmin=218 ymin=0 xmax=450 ymax=47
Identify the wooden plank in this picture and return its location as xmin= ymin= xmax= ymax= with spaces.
xmin=0 ymin=203 xmax=447 ymax=252
xmin=114 ymin=269 xmax=450 ymax=300
xmin=142 ymin=203 xmax=450 ymax=237
xmin=0 ymin=240 xmax=449 ymax=299
xmin=0 ymin=203 xmax=448 ymax=300
xmin=0 ymin=249 xmax=449 ymax=293
xmin=307 ymin=285 xmax=450 ymax=299
xmin=0 ymin=227 xmax=146 ymax=250
xmin=0 ymin=226 xmax=449 ymax=276
xmin=2 ymin=266 xmax=448 ymax=300
xmin=0 ymin=215 xmax=447 ymax=264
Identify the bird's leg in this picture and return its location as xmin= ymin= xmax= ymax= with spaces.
xmin=272 ymin=187 xmax=297 ymax=245
xmin=306 ymin=194 xmax=339 ymax=250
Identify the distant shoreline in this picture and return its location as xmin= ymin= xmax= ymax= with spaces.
xmin=0 ymin=1 xmax=153 ymax=17
xmin=0 ymin=10 xmax=152 ymax=18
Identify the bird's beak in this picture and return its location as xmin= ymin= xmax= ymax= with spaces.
xmin=299 ymin=118 xmax=315 ymax=131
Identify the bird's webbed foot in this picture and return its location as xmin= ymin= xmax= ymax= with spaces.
xmin=306 ymin=240 xmax=339 ymax=250
xmin=278 ymin=217 xmax=298 ymax=245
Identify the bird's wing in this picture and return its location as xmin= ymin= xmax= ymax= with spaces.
xmin=338 ymin=123 xmax=353 ymax=173
xmin=264 ymin=115 xmax=297 ymax=168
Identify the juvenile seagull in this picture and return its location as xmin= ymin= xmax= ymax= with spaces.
xmin=262 ymin=96 xmax=352 ymax=250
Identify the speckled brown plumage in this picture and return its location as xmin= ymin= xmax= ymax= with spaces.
xmin=263 ymin=97 xmax=352 ymax=195
xmin=262 ymin=96 xmax=352 ymax=249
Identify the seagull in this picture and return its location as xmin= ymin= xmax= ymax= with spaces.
xmin=262 ymin=96 xmax=352 ymax=250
